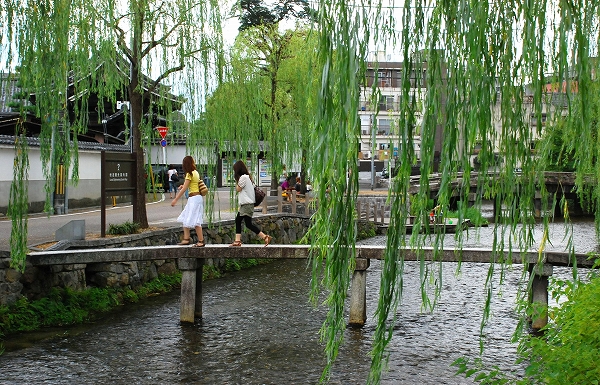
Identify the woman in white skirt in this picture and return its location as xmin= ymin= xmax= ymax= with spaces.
xmin=171 ymin=155 xmax=205 ymax=247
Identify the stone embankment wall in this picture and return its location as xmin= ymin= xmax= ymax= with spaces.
xmin=0 ymin=214 xmax=312 ymax=306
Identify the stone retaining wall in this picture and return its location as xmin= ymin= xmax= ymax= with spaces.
xmin=0 ymin=214 xmax=312 ymax=306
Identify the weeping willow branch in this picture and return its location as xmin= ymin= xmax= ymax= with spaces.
xmin=8 ymin=123 xmax=30 ymax=272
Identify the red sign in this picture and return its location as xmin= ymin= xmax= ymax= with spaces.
xmin=156 ymin=126 xmax=169 ymax=139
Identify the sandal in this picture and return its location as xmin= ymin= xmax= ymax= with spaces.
xmin=177 ymin=239 xmax=191 ymax=246
xmin=192 ymin=240 xmax=205 ymax=247
xmin=263 ymin=235 xmax=272 ymax=247
xmin=229 ymin=240 xmax=242 ymax=247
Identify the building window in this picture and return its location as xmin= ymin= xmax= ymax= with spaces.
xmin=378 ymin=95 xmax=394 ymax=111
xmin=530 ymin=113 xmax=547 ymax=126
xmin=378 ymin=119 xmax=391 ymax=135
xmin=377 ymin=70 xmax=392 ymax=87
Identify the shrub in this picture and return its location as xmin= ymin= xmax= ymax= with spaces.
xmin=107 ymin=221 xmax=141 ymax=235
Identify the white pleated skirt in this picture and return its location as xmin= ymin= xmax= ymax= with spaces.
xmin=177 ymin=195 xmax=204 ymax=228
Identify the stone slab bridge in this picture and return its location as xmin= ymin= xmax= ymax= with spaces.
xmin=28 ymin=245 xmax=594 ymax=330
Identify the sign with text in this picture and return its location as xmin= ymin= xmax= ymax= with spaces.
xmin=101 ymin=152 xmax=137 ymax=237
xmin=156 ymin=126 xmax=169 ymax=139
xmin=102 ymin=152 xmax=136 ymax=196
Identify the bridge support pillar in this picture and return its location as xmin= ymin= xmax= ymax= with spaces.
xmin=348 ymin=258 xmax=370 ymax=327
xmin=178 ymin=258 xmax=203 ymax=324
xmin=528 ymin=263 xmax=553 ymax=330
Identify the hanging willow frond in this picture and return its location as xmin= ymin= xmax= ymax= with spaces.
xmin=8 ymin=123 xmax=29 ymax=272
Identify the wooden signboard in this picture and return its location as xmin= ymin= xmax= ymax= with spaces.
xmin=101 ymin=151 xmax=137 ymax=237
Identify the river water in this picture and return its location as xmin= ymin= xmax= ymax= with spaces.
xmin=1 ymin=219 xmax=598 ymax=384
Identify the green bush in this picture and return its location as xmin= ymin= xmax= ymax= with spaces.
xmin=521 ymin=275 xmax=600 ymax=384
xmin=107 ymin=221 xmax=141 ymax=235
xmin=447 ymin=206 xmax=489 ymax=227
xmin=0 ymin=274 xmax=179 ymax=337
xmin=357 ymin=221 xmax=376 ymax=239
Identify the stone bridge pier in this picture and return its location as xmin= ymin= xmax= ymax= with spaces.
xmin=178 ymin=258 xmax=205 ymax=323
xmin=349 ymin=258 xmax=370 ymax=327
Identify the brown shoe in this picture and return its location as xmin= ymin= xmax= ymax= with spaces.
xmin=192 ymin=240 xmax=205 ymax=247
xmin=229 ymin=240 xmax=242 ymax=247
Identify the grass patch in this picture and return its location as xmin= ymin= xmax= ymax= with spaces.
xmin=203 ymin=258 xmax=270 ymax=280
xmin=107 ymin=220 xmax=141 ymax=235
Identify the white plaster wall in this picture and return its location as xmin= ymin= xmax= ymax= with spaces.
xmin=0 ymin=146 xmax=105 ymax=208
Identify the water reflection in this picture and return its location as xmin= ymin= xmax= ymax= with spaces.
xmin=1 ymin=220 xmax=596 ymax=384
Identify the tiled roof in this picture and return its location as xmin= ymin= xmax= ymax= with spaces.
xmin=0 ymin=134 xmax=130 ymax=151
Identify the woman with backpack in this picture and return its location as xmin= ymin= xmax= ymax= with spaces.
xmin=230 ymin=160 xmax=272 ymax=247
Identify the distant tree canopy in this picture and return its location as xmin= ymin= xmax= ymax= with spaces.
xmin=238 ymin=0 xmax=315 ymax=30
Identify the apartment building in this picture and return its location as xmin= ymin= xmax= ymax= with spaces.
xmin=358 ymin=57 xmax=426 ymax=171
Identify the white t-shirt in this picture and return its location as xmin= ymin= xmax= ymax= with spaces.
xmin=238 ymin=174 xmax=255 ymax=205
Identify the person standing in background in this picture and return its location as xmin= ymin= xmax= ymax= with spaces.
xmin=230 ymin=160 xmax=272 ymax=247
xmin=171 ymin=156 xmax=205 ymax=247
xmin=167 ymin=164 xmax=178 ymax=199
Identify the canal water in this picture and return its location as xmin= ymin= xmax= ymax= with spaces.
xmin=1 ymin=220 xmax=597 ymax=384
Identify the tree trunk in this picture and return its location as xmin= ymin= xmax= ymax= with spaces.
xmin=129 ymin=64 xmax=149 ymax=228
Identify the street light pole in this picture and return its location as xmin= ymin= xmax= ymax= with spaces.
xmin=102 ymin=116 xmax=107 ymax=144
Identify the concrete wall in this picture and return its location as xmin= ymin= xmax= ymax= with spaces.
xmin=0 ymin=214 xmax=312 ymax=306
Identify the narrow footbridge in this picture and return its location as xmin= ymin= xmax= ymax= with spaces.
xmin=28 ymin=245 xmax=594 ymax=330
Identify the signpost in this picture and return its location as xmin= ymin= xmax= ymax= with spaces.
xmin=156 ymin=126 xmax=169 ymax=164
xmin=101 ymin=151 xmax=137 ymax=237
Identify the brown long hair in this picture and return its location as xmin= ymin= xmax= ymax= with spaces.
xmin=182 ymin=156 xmax=196 ymax=175
xmin=232 ymin=160 xmax=250 ymax=182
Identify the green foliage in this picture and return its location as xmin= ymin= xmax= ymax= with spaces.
xmin=202 ymin=258 xmax=269 ymax=280
xmin=4 ymin=0 xmax=224 ymax=263
xmin=357 ymin=221 xmax=376 ymax=240
xmin=521 ymin=274 xmax=600 ymax=384
xmin=446 ymin=206 xmax=489 ymax=227
xmin=107 ymin=221 xmax=141 ymax=235
xmin=8 ymin=129 xmax=29 ymax=272
xmin=224 ymin=258 xmax=262 ymax=272
xmin=0 ymin=274 xmax=181 ymax=338
xmin=536 ymin=120 xmax=577 ymax=172
xmin=0 ymin=287 xmax=118 ymax=335
xmin=309 ymin=0 xmax=600 ymax=382
xmin=452 ymin=357 xmax=512 ymax=385
xmin=5 ymin=0 xmax=600 ymax=382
